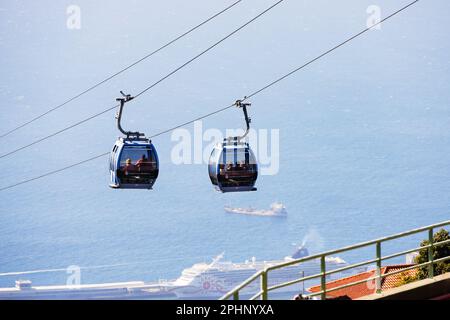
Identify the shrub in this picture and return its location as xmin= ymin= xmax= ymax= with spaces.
xmin=414 ymin=228 xmax=450 ymax=279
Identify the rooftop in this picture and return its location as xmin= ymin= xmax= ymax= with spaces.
xmin=308 ymin=264 xmax=418 ymax=300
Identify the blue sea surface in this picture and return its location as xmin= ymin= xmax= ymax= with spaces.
xmin=0 ymin=0 xmax=449 ymax=289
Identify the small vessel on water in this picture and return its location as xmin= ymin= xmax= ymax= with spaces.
xmin=224 ymin=202 xmax=287 ymax=217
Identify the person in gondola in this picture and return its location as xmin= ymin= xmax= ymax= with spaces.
xmin=137 ymin=154 xmax=154 ymax=173
xmin=136 ymin=154 xmax=147 ymax=167
xmin=238 ymin=160 xmax=246 ymax=171
xmin=122 ymin=158 xmax=136 ymax=175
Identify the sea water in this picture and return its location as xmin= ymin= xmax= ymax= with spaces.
xmin=0 ymin=0 xmax=449 ymax=289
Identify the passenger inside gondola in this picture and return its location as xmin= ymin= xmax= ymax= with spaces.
xmin=217 ymin=154 xmax=257 ymax=187
xmin=136 ymin=154 xmax=152 ymax=171
xmin=122 ymin=158 xmax=136 ymax=175
xmin=117 ymin=148 xmax=158 ymax=184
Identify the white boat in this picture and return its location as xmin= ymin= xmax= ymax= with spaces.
xmin=224 ymin=202 xmax=287 ymax=217
xmin=0 ymin=246 xmax=363 ymax=300
xmin=165 ymin=246 xmax=361 ymax=299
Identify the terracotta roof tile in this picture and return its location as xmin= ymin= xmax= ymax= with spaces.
xmin=308 ymin=264 xmax=418 ymax=299
xmin=382 ymin=265 xmax=418 ymax=290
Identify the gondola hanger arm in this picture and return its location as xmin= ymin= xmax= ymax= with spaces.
xmin=115 ymin=91 xmax=145 ymax=140
xmin=234 ymin=98 xmax=252 ymax=141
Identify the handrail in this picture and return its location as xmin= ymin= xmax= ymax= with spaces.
xmin=220 ymin=219 xmax=450 ymax=300
xmin=380 ymin=239 xmax=450 ymax=262
xmin=307 ymin=256 xmax=450 ymax=298
xmin=266 ymin=220 xmax=450 ymax=272
xmin=266 ymin=239 xmax=450 ymax=295
xmin=249 ymin=290 xmax=264 ymax=300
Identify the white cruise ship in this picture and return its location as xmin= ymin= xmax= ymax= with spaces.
xmin=168 ymin=246 xmax=358 ymax=298
xmin=0 ymin=246 xmax=363 ymax=300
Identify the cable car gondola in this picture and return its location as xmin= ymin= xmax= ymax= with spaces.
xmin=208 ymin=99 xmax=258 ymax=193
xmin=109 ymin=92 xmax=159 ymax=189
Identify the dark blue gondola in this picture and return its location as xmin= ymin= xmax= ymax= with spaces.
xmin=109 ymin=92 xmax=159 ymax=189
xmin=208 ymin=100 xmax=258 ymax=193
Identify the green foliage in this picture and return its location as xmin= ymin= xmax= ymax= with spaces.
xmin=395 ymin=271 xmax=418 ymax=287
xmin=415 ymin=228 xmax=450 ymax=279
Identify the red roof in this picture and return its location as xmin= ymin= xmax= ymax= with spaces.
xmin=308 ymin=264 xmax=417 ymax=300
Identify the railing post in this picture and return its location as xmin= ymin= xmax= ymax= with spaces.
xmin=320 ymin=256 xmax=326 ymax=300
xmin=233 ymin=291 xmax=239 ymax=300
xmin=428 ymin=228 xmax=434 ymax=278
xmin=261 ymin=270 xmax=268 ymax=300
xmin=376 ymin=241 xmax=382 ymax=294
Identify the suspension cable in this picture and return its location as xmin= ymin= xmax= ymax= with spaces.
xmin=0 ymin=0 xmax=420 ymax=192
xmin=0 ymin=0 xmax=243 ymax=139
xmin=0 ymin=0 xmax=284 ymax=160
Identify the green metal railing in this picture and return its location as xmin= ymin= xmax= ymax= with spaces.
xmin=220 ymin=220 xmax=450 ymax=300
